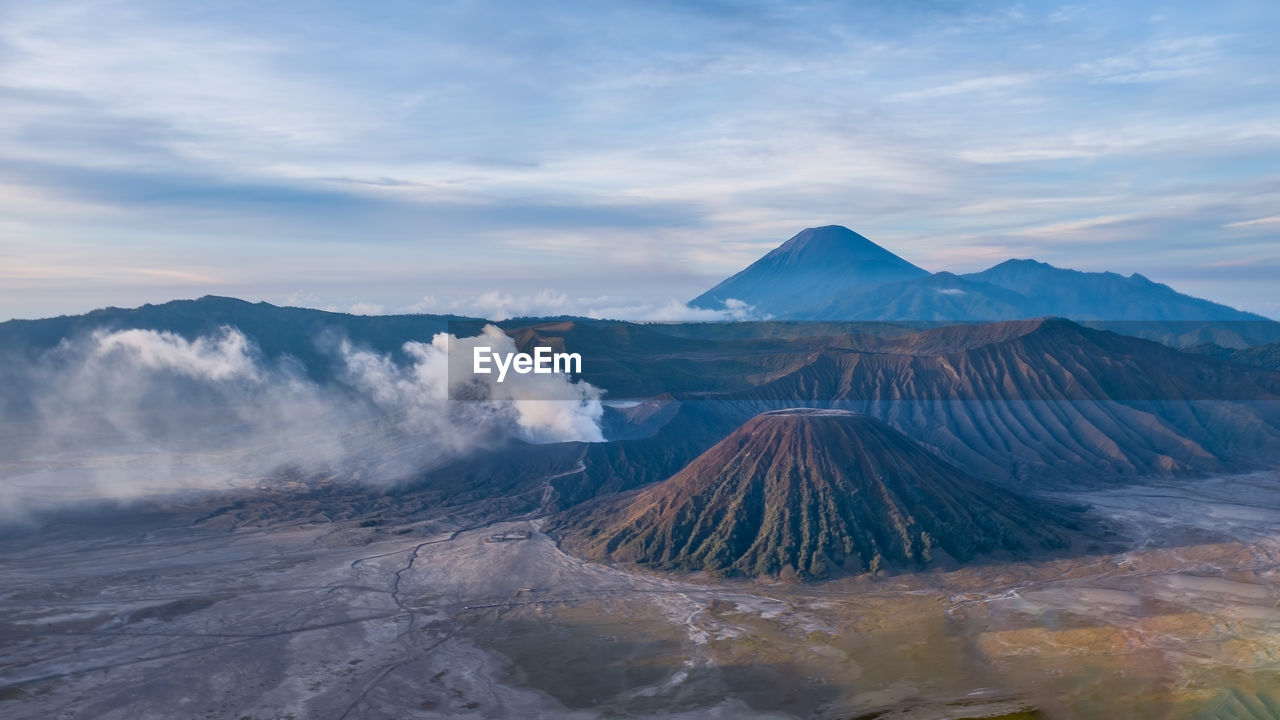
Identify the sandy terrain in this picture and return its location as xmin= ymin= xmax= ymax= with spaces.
xmin=2 ymin=471 xmax=1280 ymax=719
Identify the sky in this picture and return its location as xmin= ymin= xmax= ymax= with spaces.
xmin=1 ymin=0 xmax=1278 ymax=321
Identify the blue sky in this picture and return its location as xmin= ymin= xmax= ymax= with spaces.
xmin=1 ymin=0 xmax=1278 ymax=320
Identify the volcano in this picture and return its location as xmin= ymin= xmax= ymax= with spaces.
xmin=689 ymin=225 xmax=929 ymax=316
xmin=552 ymin=409 xmax=1073 ymax=579
xmin=688 ymin=225 xmax=1273 ymax=327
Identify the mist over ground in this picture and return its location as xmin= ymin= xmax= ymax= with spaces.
xmin=0 ymin=324 xmax=603 ymax=521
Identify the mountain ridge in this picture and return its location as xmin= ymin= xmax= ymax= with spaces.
xmin=690 ymin=225 xmax=1272 ymax=326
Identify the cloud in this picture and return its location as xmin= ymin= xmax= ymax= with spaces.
xmin=346 ymin=302 xmax=386 ymax=316
xmin=442 ymin=290 xmax=576 ymax=320
xmin=91 ymin=327 xmax=261 ymax=382
xmin=339 ymin=324 xmax=603 ymax=445
xmin=1224 ymin=215 xmax=1280 ymax=229
xmin=1007 ymin=213 xmax=1146 ymax=239
xmin=405 ymin=291 xmax=762 ymax=322
xmin=888 ymin=73 xmax=1038 ymax=102
xmin=582 ymin=297 xmax=761 ymax=322
xmin=0 ymin=324 xmax=603 ymax=520
xmin=0 ymin=0 xmax=1278 ymax=322
xmin=1073 ymin=34 xmax=1226 ymax=84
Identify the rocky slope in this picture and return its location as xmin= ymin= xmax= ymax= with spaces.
xmin=552 ymin=409 xmax=1073 ymax=578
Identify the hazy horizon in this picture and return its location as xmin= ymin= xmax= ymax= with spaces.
xmin=3 ymin=225 xmax=1277 ymax=323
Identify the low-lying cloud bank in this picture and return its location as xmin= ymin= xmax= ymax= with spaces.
xmin=402 ymin=291 xmax=761 ymax=322
xmin=0 ymin=325 xmax=603 ymax=520
xmin=284 ymin=290 xmax=762 ymax=322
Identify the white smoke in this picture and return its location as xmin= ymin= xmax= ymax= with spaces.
xmin=438 ymin=325 xmax=603 ymax=443
xmin=337 ymin=323 xmax=603 ymax=446
xmin=91 ymin=328 xmax=263 ymax=382
xmin=0 ymin=324 xmax=603 ymax=520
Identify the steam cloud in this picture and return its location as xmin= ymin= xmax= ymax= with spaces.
xmin=0 ymin=325 xmax=603 ymax=520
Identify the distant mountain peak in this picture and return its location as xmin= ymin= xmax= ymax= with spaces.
xmin=689 ymin=225 xmax=1270 ymax=324
xmin=764 ymin=225 xmax=889 ymax=258
xmin=689 ymin=225 xmax=929 ymax=314
xmin=962 ymin=261 xmax=1266 ymax=322
xmin=989 ymin=258 xmax=1050 ymax=270
xmin=761 ymin=225 xmax=920 ymax=265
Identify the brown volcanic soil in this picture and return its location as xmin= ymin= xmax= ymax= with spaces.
xmin=539 ymin=319 xmax=1280 ymax=508
xmin=551 ymin=409 xmax=1074 ymax=579
xmin=729 ymin=318 xmax=1280 ymax=482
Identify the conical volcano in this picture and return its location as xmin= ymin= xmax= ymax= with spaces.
xmin=689 ymin=225 xmax=928 ymax=316
xmin=552 ymin=409 xmax=1072 ymax=579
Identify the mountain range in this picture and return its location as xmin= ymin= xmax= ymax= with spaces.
xmin=6 ymin=227 xmax=1280 ymax=582
xmin=545 ymin=317 xmax=1280 ymax=513
xmin=6 ymin=299 xmax=1280 ymax=491
xmin=691 ymin=225 xmax=1272 ymax=328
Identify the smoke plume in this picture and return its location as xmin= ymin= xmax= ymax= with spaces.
xmin=0 ymin=324 xmax=603 ymax=520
